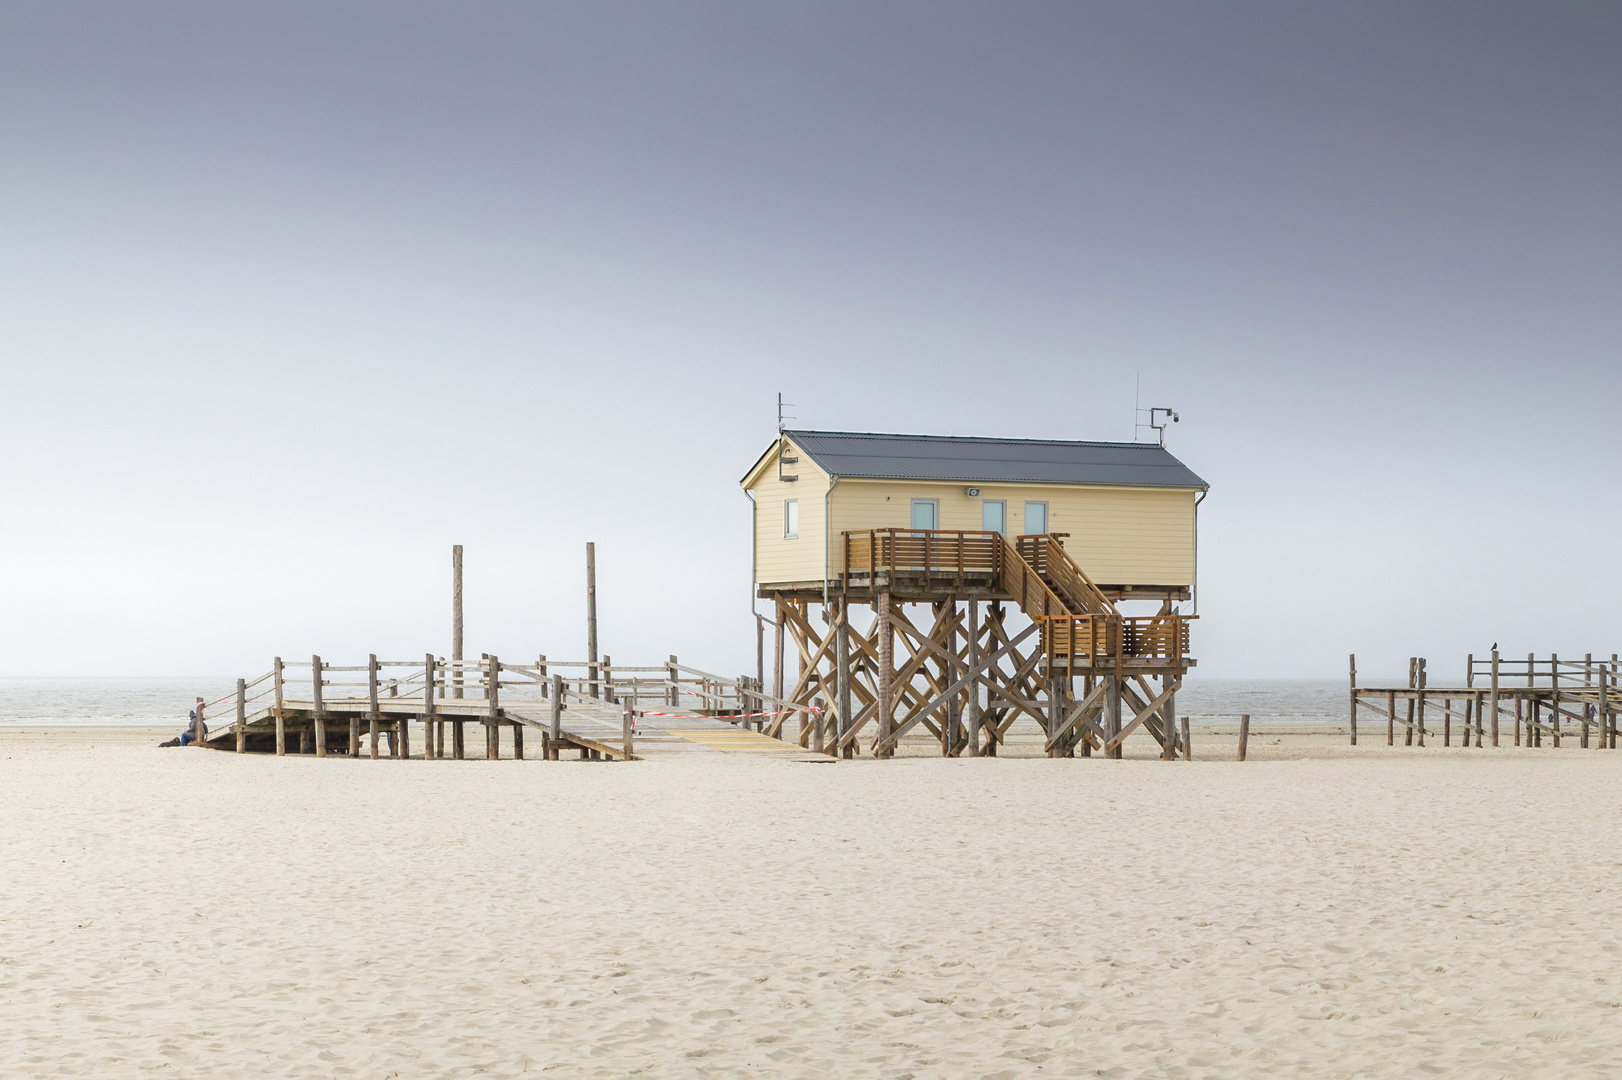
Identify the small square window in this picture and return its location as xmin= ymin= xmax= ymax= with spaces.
xmin=784 ymin=499 xmax=799 ymax=539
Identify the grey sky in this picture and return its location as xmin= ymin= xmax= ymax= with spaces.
xmin=1 ymin=3 xmax=1618 ymax=680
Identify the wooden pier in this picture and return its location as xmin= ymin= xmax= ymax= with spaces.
xmin=1348 ymin=651 xmax=1619 ymax=749
xmin=192 ymin=655 xmax=814 ymax=760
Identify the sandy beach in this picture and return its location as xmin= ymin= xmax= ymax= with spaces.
xmin=3 ymin=725 xmax=1620 ymax=1078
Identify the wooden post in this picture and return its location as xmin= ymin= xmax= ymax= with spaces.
xmin=1403 ymin=657 xmax=1414 ymax=745
xmin=194 ymin=696 xmax=206 ymax=746
xmin=550 ymin=674 xmax=564 ymax=759
xmin=1387 ymin=689 xmax=1395 ymax=746
xmin=965 ymin=599 xmax=980 ymax=757
xmin=836 ymin=603 xmax=853 ymax=760
xmin=1515 ymin=694 xmax=1523 ymax=746
xmin=418 ymin=653 xmax=435 ymax=761
xmin=1175 ymin=676 xmax=1189 ymax=760
xmin=1162 ymin=673 xmax=1176 ymax=762
xmin=876 ymin=591 xmax=894 ymax=758
xmin=1050 ymin=674 xmax=1066 ymax=760
xmin=1237 ymin=713 xmax=1250 ymax=761
xmin=452 ymin=544 xmax=464 ymax=700
xmin=623 ymin=702 xmax=634 ymax=761
xmin=1106 ymin=671 xmax=1122 ymax=759
xmin=1416 ymin=658 xmax=1427 ymax=747
xmin=1582 ymin=653 xmax=1593 ymax=748
xmin=667 ymin=654 xmax=679 ymax=708
xmin=603 ymin=655 xmax=614 ymax=704
xmin=774 ymin=607 xmax=786 ymax=704
xmin=274 ymin=657 xmax=286 ymax=756
xmin=1348 ymin=653 xmax=1357 ymax=745
xmin=1444 ymin=695 xmax=1451 ymax=747
xmin=1490 ymin=649 xmax=1500 ymax=747
xmin=487 ymin=654 xmax=501 ymax=760
xmin=756 ymin=614 xmax=766 ymax=711
xmin=1601 ymin=664 xmax=1611 ymax=752
xmin=944 ymin=602 xmax=958 ymax=756
xmin=310 ymin=655 xmax=327 ymax=757
xmin=235 ymin=678 xmax=247 ymax=753
xmin=1467 ymin=653 xmax=1474 ymax=688
xmin=1548 ymin=653 xmax=1562 ymax=742
xmin=586 ymin=542 xmax=599 ymax=699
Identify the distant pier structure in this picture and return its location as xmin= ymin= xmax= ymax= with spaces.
xmin=1349 ymin=652 xmax=1618 ymax=748
xmin=742 ymin=429 xmax=1209 ymax=758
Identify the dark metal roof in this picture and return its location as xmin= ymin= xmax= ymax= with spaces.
xmin=782 ymin=430 xmax=1208 ymax=490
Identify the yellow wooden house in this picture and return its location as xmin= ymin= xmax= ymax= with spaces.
xmin=741 ymin=429 xmax=1208 ymax=602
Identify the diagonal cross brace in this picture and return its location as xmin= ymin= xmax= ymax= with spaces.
xmin=1043 ymin=679 xmax=1110 ymax=751
xmin=1105 ymin=677 xmax=1181 ymax=754
xmin=874 ymin=623 xmax=1038 ymax=753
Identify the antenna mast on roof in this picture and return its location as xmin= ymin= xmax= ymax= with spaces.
xmin=1133 ymin=378 xmax=1179 ymax=447
xmin=777 ymin=392 xmax=796 ymax=432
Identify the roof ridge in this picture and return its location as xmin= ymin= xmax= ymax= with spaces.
xmin=783 ymin=428 xmax=1162 ymax=450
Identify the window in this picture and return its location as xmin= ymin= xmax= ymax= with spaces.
xmin=783 ymin=499 xmax=799 ymax=539
xmin=1023 ymin=501 xmax=1048 ymax=535
xmin=910 ymin=499 xmax=939 ymax=531
xmin=982 ymin=500 xmax=1006 ymax=534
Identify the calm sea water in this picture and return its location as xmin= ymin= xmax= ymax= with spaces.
xmin=0 ymin=677 xmax=1352 ymax=727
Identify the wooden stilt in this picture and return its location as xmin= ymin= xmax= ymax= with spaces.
xmin=1387 ymin=688 xmax=1395 ymax=746
xmin=235 ymin=678 xmax=247 ymax=753
xmin=487 ymin=654 xmax=501 ymax=760
xmin=965 ymin=599 xmax=980 ymax=757
xmin=876 ymin=591 xmax=893 ymax=758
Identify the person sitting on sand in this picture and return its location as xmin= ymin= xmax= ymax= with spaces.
xmin=159 ymin=709 xmax=207 ymax=747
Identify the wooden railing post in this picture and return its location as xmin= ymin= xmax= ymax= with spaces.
xmin=623 ymin=701 xmax=634 ymax=761
xmin=486 ymin=654 xmax=501 ymax=760
xmin=549 ymin=674 xmax=564 ymax=760
xmin=273 ymin=656 xmax=286 ymax=756
xmin=420 ymin=653 xmax=436 ymax=760
xmin=311 ymin=651 xmax=327 ymax=752
xmin=537 ymin=654 xmax=548 ymax=699
xmin=234 ymin=679 xmax=246 ymax=753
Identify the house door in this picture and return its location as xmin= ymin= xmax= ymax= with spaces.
xmin=910 ymin=499 xmax=939 ymax=532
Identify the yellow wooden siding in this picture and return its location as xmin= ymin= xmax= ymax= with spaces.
xmin=749 ymin=437 xmax=831 ymax=585
xmin=827 ymin=479 xmax=1195 ymax=586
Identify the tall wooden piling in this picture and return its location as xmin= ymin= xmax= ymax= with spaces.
xmin=586 ymin=542 xmax=599 ymax=699
xmin=311 ymin=655 xmax=327 ymax=757
xmin=235 ymin=678 xmax=247 ymax=753
xmin=836 ymin=604 xmax=853 ymax=759
xmin=452 ymin=545 xmax=464 ymax=700
xmin=1237 ymin=713 xmax=1250 ymax=761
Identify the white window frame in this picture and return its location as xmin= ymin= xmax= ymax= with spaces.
xmin=910 ymin=498 xmax=940 ymax=532
xmin=981 ymin=499 xmax=1007 ymax=535
xmin=1023 ymin=500 xmax=1049 ymax=536
xmin=783 ymin=498 xmax=799 ymax=540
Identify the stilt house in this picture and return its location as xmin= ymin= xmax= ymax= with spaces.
xmin=740 ymin=429 xmax=1209 ymax=759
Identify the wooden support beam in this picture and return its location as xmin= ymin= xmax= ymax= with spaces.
xmin=274 ymin=656 xmax=286 ymax=757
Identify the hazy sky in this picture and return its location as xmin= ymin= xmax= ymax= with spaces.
xmin=2 ymin=3 xmax=1618 ymax=681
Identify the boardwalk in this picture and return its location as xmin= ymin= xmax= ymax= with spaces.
xmin=193 ymin=655 xmax=813 ymax=760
